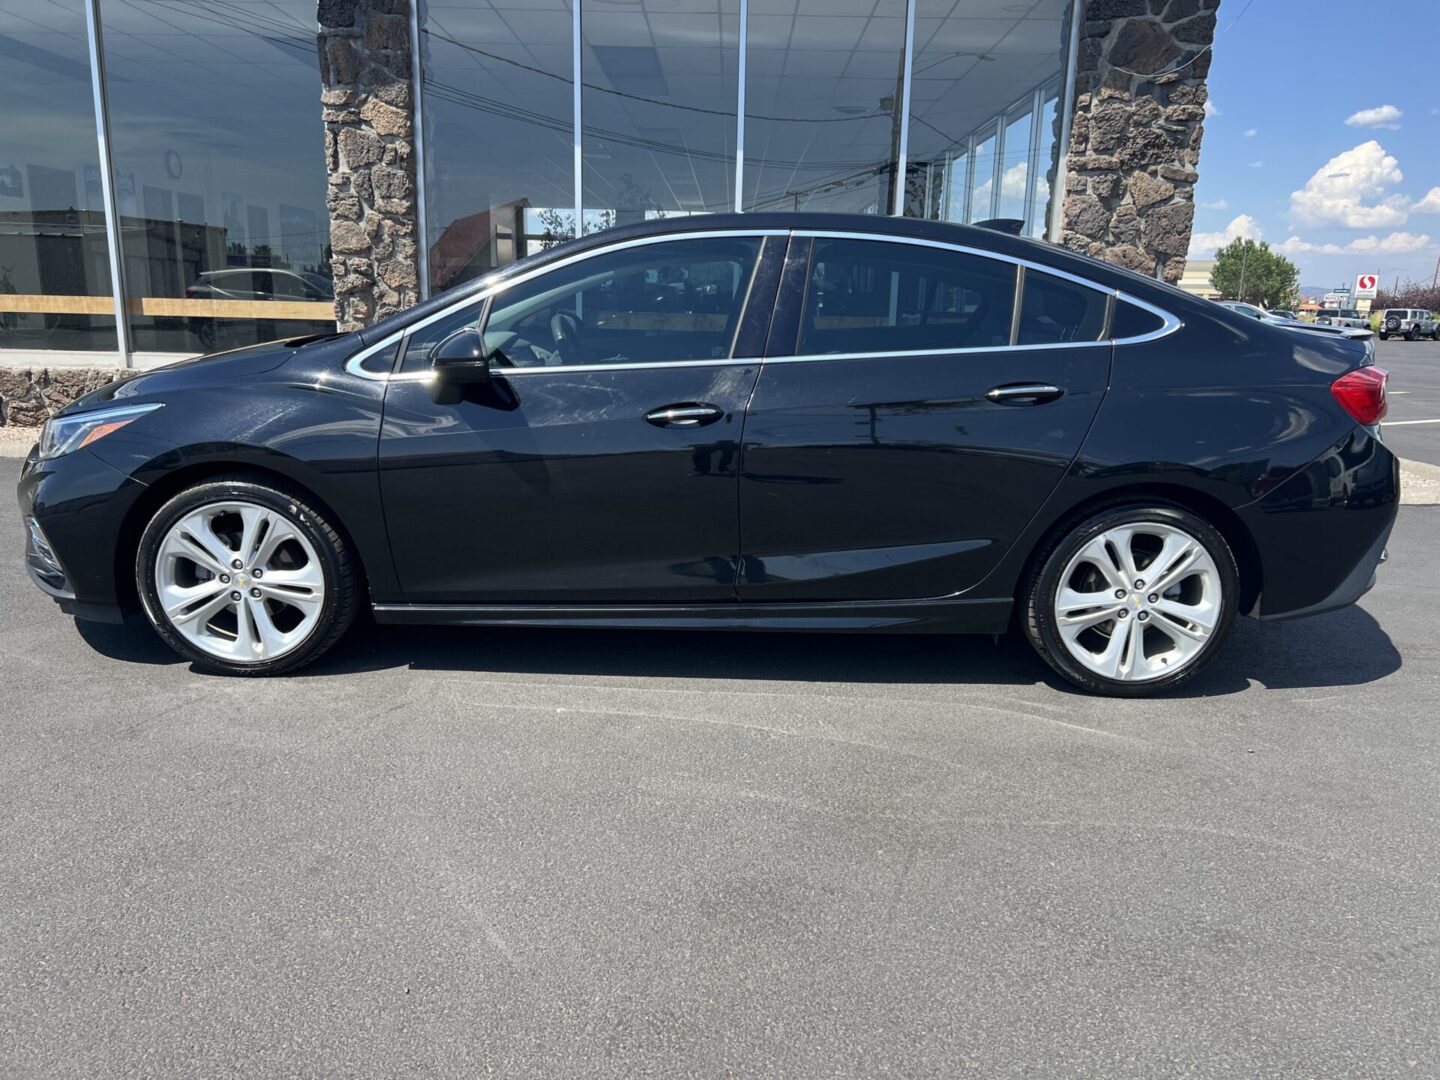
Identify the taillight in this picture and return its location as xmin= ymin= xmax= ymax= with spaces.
xmin=1331 ymin=366 xmax=1388 ymax=425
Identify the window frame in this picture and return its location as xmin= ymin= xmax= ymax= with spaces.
xmin=348 ymin=230 xmax=787 ymax=382
xmin=345 ymin=228 xmax=1181 ymax=382
xmin=767 ymin=230 xmax=1175 ymax=362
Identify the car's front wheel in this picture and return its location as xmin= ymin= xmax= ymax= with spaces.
xmin=1022 ymin=504 xmax=1239 ymax=696
xmin=136 ymin=475 xmax=359 ymax=675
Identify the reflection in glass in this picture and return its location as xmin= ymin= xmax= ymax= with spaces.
xmin=1029 ymin=92 xmax=1059 ymax=237
xmin=0 ymin=0 xmax=117 ymax=353
xmin=996 ymin=108 xmax=1032 ymax=223
xmin=421 ymin=1 xmax=576 ymax=293
xmin=581 ymin=0 xmax=738 ymax=230
xmin=742 ymin=0 xmax=907 ymax=214
xmin=969 ymin=128 xmax=995 ymax=221
xmin=904 ymin=0 xmax=1071 ymax=234
xmin=99 ymin=0 xmax=333 ymax=354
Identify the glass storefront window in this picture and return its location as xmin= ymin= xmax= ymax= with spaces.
xmin=905 ymin=0 xmax=1071 ymax=234
xmin=0 ymin=0 xmax=117 ymax=354
xmin=581 ymin=1 xmax=739 ymax=227
xmin=742 ymin=0 xmax=907 ymax=214
xmin=1030 ymin=91 xmax=1060 ymax=238
xmin=969 ymin=127 xmax=995 ymax=223
xmin=996 ymin=107 xmax=1032 ymax=223
xmin=98 ymin=0 xmax=334 ymax=355
xmin=421 ymin=1 xmax=576 ymax=293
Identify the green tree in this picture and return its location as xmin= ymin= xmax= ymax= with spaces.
xmin=1209 ymin=238 xmax=1300 ymax=309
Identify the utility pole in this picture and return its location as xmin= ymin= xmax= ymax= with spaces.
xmin=1432 ymin=251 xmax=1438 ymax=289
xmin=1237 ymin=242 xmax=1250 ymax=302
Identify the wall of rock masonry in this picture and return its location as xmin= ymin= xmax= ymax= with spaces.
xmin=1060 ymin=0 xmax=1220 ymax=282
xmin=0 ymin=368 xmax=130 ymax=428
xmin=317 ymin=0 xmax=422 ymax=330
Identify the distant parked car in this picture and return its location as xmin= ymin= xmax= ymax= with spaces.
xmin=1217 ymin=300 xmax=1371 ymax=340
xmin=1315 ymin=308 xmax=1369 ymax=331
xmin=184 ymin=269 xmax=336 ymax=350
xmin=186 ymin=268 xmax=334 ymax=303
xmin=1377 ymin=308 xmax=1439 ymax=341
xmin=1267 ymin=309 xmax=1297 ymax=320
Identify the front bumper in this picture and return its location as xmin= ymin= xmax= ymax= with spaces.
xmin=17 ymin=444 xmax=147 ymax=623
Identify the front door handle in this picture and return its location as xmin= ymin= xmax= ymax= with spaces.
xmin=645 ymin=402 xmax=725 ymax=428
xmin=986 ymin=383 xmax=1064 ymax=405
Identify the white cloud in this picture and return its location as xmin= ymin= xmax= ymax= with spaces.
xmin=1243 ymin=128 xmax=1258 ymax=138
xmin=1415 ymin=187 xmax=1440 ymax=214
xmin=999 ymin=161 xmax=1028 ymax=201
xmin=1203 ymin=99 xmax=1220 ymax=119
xmin=1248 ymin=160 xmax=1263 ymax=168
xmin=1188 ymin=214 xmax=1262 ymax=258
xmin=1274 ymin=231 xmax=1433 ymax=257
xmin=1348 ymin=231 xmax=1432 ymax=254
xmin=1200 ymin=198 xmax=1228 ymax=210
xmin=1275 ymin=236 xmax=1344 ymax=256
xmin=1289 ymin=141 xmax=1409 ymax=227
xmin=1344 ymin=104 xmax=1402 ymax=129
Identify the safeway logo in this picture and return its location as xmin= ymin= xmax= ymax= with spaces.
xmin=1356 ymin=274 xmax=1378 ymax=292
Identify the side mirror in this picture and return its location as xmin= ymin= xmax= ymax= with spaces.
xmin=427 ymin=327 xmax=489 ymax=404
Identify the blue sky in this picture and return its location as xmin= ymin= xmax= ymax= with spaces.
xmin=1187 ymin=0 xmax=1440 ymax=293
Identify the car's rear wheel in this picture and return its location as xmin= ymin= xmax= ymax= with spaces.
xmin=1023 ymin=504 xmax=1239 ymax=697
xmin=136 ymin=476 xmax=359 ymax=675
xmin=1405 ymin=327 xmax=1418 ymax=341
xmin=1378 ymin=332 xmax=1389 ymax=340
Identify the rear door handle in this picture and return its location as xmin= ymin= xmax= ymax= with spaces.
xmin=645 ymin=402 xmax=725 ymax=428
xmin=986 ymin=383 xmax=1064 ymax=405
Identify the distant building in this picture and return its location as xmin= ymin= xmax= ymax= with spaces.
xmin=1178 ymin=259 xmax=1221 ymax=300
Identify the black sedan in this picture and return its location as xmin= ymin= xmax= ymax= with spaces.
xmin=16 ymin=214 xmax=1398 ymax=696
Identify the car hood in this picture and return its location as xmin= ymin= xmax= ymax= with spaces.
xmin=59 ymin=338 xmax=307 ymax=415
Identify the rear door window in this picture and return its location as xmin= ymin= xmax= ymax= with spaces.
xmin=1016 ymin=271 xmax=1108 ymax=344
xmin=797 ymin=238 xmax=1016 ymax=355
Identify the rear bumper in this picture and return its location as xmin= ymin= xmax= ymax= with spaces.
xmin=1240 ymin=426 xmax=1398 ymax=620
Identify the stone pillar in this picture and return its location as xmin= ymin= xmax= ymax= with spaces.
xmin=1060 ymin=0 xmax=1219 ymax=283
xmin=317 ymin=0 xmax=421 ymax=329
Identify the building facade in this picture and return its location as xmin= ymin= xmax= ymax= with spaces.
xmin=0 ymin=0 xmax=1217 ymax=420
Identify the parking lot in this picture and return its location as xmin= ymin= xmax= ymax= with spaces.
xmin=2 ymin=339 xmax=1439 ymax=1077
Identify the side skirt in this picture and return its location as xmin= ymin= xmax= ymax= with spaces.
xmin=371 ymin=597 xmax=1014 ymax=635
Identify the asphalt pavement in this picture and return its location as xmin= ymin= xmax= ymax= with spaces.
xmin=1377 ymin=335 xmax=1440 ymax=467
xmin=2 ymin=440 xmax=1439 ymax=1076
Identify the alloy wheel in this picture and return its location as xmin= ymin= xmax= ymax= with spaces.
xmin=153 ymin=499 xmax=326 ymax=664
xmin=1052 ymin=521 xmax=1221 ymax=683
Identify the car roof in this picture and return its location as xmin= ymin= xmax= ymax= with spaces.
xmin=357 ymin=212 xmax=1220 ymax=345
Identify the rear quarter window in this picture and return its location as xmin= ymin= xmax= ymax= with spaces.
xmin=1111 ymin=301 xmax=1166 ymax=340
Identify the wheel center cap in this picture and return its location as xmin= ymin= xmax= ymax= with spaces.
xmin=1129 ymin=593 xmax=1145 ymax=610
xmin=234 ymin=571 xmax=249 ymax=589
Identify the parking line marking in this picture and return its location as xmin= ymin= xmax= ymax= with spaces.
xmin=1384 ymin=418 xmax=1440 ymax=426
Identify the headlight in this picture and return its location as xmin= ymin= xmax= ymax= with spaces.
xmin=37 ymin=402 xmax=164 ymax=461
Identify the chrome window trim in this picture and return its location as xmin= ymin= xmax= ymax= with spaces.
xmin=344 ymin=227 xmax=1181 ymax=381
xmin=1112 ymin=291 xmax=1183 ymax=345
xmin=344 ymin=229 xmax=788 ymax=381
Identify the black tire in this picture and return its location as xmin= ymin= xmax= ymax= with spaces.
xmin=1378 ymin=332 xmax=1388 ymax=340
xmin=1022 ymin=502 xmax=1239 ymax=697
xmin=1405 ymin=328 xmax=1418 ymax=341
xmin=135 ymin=474 xmax=360 ymax=675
